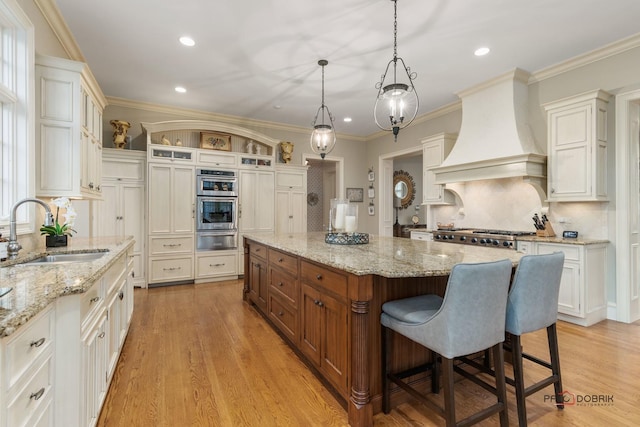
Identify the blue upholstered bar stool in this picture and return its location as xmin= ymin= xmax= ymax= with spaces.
xmin=505 ymin=252 xmax=565 ymax=426
xmin=381 ymin=259 xmax=513 ymax=427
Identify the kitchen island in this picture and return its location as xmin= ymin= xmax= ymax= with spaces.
xmin=243 ymin=232 xmax=524 ymax=427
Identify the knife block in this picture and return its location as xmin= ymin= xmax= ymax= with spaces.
xmin=536 ymin=222 xmax=556 ymax=237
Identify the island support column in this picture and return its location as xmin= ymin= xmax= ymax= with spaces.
xmin=348 ymin=274 xmax=374 ymax=426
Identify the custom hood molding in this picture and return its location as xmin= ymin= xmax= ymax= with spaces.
xmin=432 ymin=69 xmax=546 ymax=195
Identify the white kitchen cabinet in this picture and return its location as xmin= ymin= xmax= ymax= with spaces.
xmin=517 ymin=240 xmax=608 ymax=326
xmin=238 ymin=169 xmax=274 ymax=276
xmin=0 ymin=306 xmax=55 ymax=427
xmin=410 ymin=230 xmax=433 ymax=241
xmin=148 ymin=163 xmax=195 ymax=235
xmin=35 ymin=54 xmax=107 ymax=200
xmin=239 ymin=169 xmax=274 ymax=232
xmin=196 ymin=251 xmax=238 ymax=280
xmin=99 ymin=149 xmax=146 ymax=288
xmin=55 ymin=250 xmax=132 ymax=427
xmin=544 ymin=90 xmax=610 ymax=201
xmin=275 ymin=166 xmax=308 ymax=234
xmin=148 ymin=159 xmax=195 ymax=285
xmin=422 ymin=133 xmax=456 ymax=205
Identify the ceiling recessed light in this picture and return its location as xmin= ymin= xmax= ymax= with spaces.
xmin=273 ymin=105 xmax=282 ymax=109
xmin=179 ymin=36 xmax=195 ymax=47
xmin=474 ymin=47 xmax=490 ymax=56
xmin=343 ymin=117 xmax=352 ymax=122
xmin=175 ymin=86 xmax=187 ymax=93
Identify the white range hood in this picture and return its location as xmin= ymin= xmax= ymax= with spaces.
xmin=432 ymin=69 xmax=546 ymax=186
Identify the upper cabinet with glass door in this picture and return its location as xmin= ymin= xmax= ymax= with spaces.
xmin=35 ymin=55 xmax=107 ymax=200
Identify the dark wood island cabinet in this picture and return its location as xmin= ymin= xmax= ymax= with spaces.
xmin=243 ymin=232 xmax=523 ymax=427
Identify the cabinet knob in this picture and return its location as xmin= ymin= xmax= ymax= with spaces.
xmin=90 ymin=296 xmax=100 ymax=304
xmin=278 ymin=282 xmax=283 ymax=287
xmin=30 ymin=387 xmax=45 ymax=401
xmin=316 ymin=274 xmax=322 ymax=280
xmin=278 ymin=258 xmax=284 ymax=262
xmin=278 ymin=311 xmax=284 ymax=316
xmin=30 ymin=337 xmax=46 ymax=348
xmin=119 ymin=291 xmax=124 ymax=300
xmin=317 ymin=301 xmax=324 ymax=307
xmin=98 ymin=331 xmax=106 ymax=339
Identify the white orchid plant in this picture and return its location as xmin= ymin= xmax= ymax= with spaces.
xmin=40 ymin=197 xmax=77 ymax=237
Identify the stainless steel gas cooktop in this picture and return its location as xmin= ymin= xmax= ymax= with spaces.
xmin=433 ymin=228 xmax=536 ymax=249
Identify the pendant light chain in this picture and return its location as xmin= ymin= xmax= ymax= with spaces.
xmin=373 ymin=0 xmax=419 ymax=140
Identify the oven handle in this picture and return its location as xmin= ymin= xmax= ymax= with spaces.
xmin=197 ymin=230 xmax=238 ymax=237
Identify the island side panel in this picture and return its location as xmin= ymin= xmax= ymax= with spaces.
xmin=368 ymin=275 xmax=449 ymax=414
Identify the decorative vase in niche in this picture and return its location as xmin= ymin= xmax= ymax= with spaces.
xmin=110 ymin=120 xmax=131 ymax=149
xmin=46 ymin=235 xmax=68 ymax=247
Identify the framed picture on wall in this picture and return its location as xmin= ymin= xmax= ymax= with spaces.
xmin=368 ymin=205 xmax=375 ymax=215
xmin=200 ymin=132 xmax=232 ymax=151
xmin=368 ymin=186 xmax=375 ymax=199
xmin=368 ymin=171 xmax=375 ymax=182
xmin=346 ymin=188 xmax=364 ymax=202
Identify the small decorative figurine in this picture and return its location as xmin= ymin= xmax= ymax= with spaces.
xmin=109 ymin=120 xmax=131 ymax=149
xmin=175 ymin=138 xmax=183 ymax=146
xmin=280 ymin=141 xmax=294 ymax=164
xmin=161 ymin=135 xmax=172 ymax=146
xmin=246 ymin=140 xmax=255 ymax=154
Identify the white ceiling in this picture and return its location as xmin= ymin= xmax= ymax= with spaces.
xmin=55 ymin=0 xmax=640 ymax=138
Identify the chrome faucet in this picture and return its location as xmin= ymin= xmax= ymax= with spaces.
xmin=7 ymin=198 xmax=55 ymax=259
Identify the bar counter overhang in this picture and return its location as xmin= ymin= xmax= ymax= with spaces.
xmin=243 ymin=232 xmax=524 ymax=427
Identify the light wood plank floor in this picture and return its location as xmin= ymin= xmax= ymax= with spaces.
xmin=98 ymin=280 xmax=640 ymax=426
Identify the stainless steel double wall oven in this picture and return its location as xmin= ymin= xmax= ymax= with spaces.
xmin=196 ymin=169 xmax=238 ymax=250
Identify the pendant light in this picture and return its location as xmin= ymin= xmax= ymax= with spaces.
xmin=374 ymin=0 xmax=419 ymax=141
xmin=310 ymin=59 xmax=336 ymax=159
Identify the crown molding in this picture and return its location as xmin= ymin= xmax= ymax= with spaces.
xmin=530 ymin=32 xmax=640 ymax=83
xmin=34 ymin=0 xmax=85 ymax=62
xmin=107 ymin=96 xmax=366 ymax=142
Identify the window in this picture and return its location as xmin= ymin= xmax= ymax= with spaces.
xmin=0 ymin=0 xmax=33 ymax=233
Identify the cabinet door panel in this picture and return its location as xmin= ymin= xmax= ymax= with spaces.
xmin=148 ymin=165 xmax=172 ymax=233
xmin=301 ymin=283 xmax=322 ymax=365
xmin=172 ymin=166 xmax=195 ymax=233
xmin=122 ymin=184 xmax=145 ymax=253
xmin=99 ymin=183 xmax=119 ymax=237
xmin=321 ymin=293 xmax=349 ymax=395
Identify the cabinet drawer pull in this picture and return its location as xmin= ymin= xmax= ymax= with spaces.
xmin=30 ymin=387 xmax=45 ymax=401
xmin=118 ymin=291 xmax=124 ymax=300
xmin=278 ymin=258 xmax=284 ymax=262
xmin=316 ymin=274 xmax=322 ymax=280
xmin=278 ymin=311 xmax=284 ymax=316
xmin=278 ymin=282 xmax=284 ymax=287
xmin=209 ymin=263 xmax=225 ymax=267
xmin=163 ymin=243 xmax=182 ymax=247
xmin=98 ymin=331 xmax=106 ymax=339
xmin=317 ymin=301 xmax=324 ymax=307
xmin=30 ymin=338 xmax=46 ymax=348
xmin=163 ymin=266 xmax=182 ymax=271
xmin=90 ymin=296 xmax=100 ymax=304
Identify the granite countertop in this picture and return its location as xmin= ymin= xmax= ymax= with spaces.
xmin=244 ymin=232 xmax=524 ymax=278
xmin=0 ymin=236 xmax=134 ymax=337
xmin=515 ymin=235 xmax=609 ymax=245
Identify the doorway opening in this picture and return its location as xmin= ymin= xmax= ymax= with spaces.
xmin=303 ymin=155 xmax=344 ymax=232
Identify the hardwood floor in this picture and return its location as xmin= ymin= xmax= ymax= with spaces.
xmin=98 ymin=280 xmax=640 ymax=426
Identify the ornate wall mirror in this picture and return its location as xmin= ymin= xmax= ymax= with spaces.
xmin=393 ymin=170 xmax=415 ymax=209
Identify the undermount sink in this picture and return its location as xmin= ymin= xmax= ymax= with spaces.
xmin=23 ymin=251 xmax=107 ymax=265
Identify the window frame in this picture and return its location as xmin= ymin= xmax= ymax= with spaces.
xmin=0 ymin=0 xmax=34 ymax=236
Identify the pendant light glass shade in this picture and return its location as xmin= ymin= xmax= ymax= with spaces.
xmin=374 ymin=0 xmax=418 ymax=141
xmin=310 ymin=59 xmax=336 ymax=159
